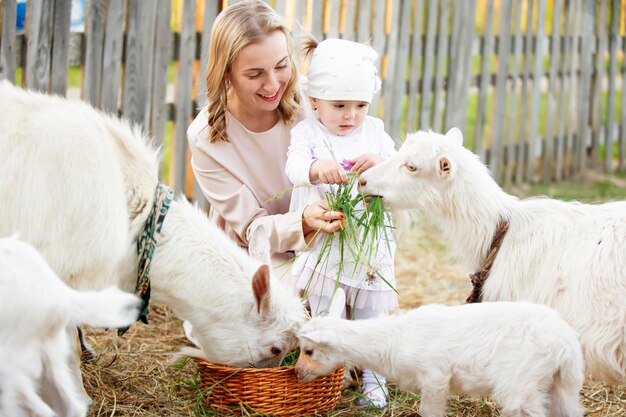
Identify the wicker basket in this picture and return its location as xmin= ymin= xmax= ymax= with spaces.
xmin=196 ymin=359 xmax=344 ymax=416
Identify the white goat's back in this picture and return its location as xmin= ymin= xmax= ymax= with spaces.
xmin=0 ymin=80 xmax=159 ymax=291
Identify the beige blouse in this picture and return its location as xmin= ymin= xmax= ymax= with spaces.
xmin=187 ymin=107 xmax=312 ymax=262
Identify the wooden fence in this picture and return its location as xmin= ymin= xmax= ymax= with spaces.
xmin=1 ymin=0 xmax=625 ymax=201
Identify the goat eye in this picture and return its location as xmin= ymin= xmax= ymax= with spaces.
xmin=271 ymin=347 xmax=282 ymax=355
xmin=404 ymin=162 xmax=417 ymax=172
xmin=304 ymin=349 xmax=314 ymax=356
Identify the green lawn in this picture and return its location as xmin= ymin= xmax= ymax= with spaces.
xmin=509 ymin=170 xmax=626 ymax=202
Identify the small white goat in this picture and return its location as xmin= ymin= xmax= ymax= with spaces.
xmin=296 ymin=290 xmax=585 ymax=417
xmin=0 ymin=235 xmax=141 ymax=417
xmin=0 ymin=82 xmax=306 ymax=373
xmin=358 ymin=128 xmax=626 ymax=383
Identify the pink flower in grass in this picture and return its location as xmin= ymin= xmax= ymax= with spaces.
xmin=340 ymin=159 xmax=355 ymax=172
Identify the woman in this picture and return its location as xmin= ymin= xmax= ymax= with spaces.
xmin=187 ymin=0 xmax=343 ymax=280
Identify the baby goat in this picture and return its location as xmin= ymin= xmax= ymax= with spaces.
xmin=0 ymin=236 xmax=141 ymax=417
xmin=296 ymin=291 xmax=585 ymax=417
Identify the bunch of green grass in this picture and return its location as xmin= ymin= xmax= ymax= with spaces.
xmin=304 ymin=173 xmax=397 ymax=295
xmin=279 ymin=348 xmax=301 ymax=367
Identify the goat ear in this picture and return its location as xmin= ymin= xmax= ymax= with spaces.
xmin=327 ymin=289 xmax=346 ymax=319
xmin=302 ymin=330 xmax=338 ymax=346
xmin=445 ymin=127 xmax=463 ymax=146
xmin=437 ymin=156 xmax=454 ymax=179
xmin=252 ymin=264 xmax=271 ymax=315
xmin=248 ymin=225 xmax=272 ymax=266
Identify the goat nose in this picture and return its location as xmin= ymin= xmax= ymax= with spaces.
xmin=359 ymin=178 xmax=367 ymax=187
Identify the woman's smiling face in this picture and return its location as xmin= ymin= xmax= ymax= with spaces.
xmin=227 ymin=30 xmax=292 ymax=116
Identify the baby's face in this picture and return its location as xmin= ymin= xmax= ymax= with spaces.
xmin=313 ymin=99 xmax=370 ymax=136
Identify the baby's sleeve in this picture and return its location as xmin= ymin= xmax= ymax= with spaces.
xmin=285 ymin=121 xmax=317 ymax=186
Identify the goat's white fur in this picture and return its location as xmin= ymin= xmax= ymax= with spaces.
xmin=296 ymin=291 xmax=585 ymax=417
xmin=0 ymin=235 xmax=141 ymax=417
xmin=0 ymin=81 xmax=307 ymax=371
xmin=358 ymin=128 xmax=626 ymax=383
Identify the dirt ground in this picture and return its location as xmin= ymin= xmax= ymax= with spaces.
xmin=82 ymin=216 xmax=626 ymax=416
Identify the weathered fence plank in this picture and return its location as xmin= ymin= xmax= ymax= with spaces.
xmin=343 ymin=0 xmax=357 ymax=41
xmin=444 ymin=0 xmax=474 ymax=133
xmin=174 ymin=0 xmax=197 ymax=196
xmin=0 ymin=0 xmax=18 ymax=83
xmin=576 ymin=0 xmax=595 ymax=173
xmin=556 ymin=0 xmax=574 ymax=181
xmin=432 ymin=0 xmax=449 ymax=133
xmin=566 ymin=0 xmax=582 ymax=178
xmin=526 ymin=0 xmax=546 ymax=182
xmin=420 ymin=0 xmax=438 ymax=130
xmin=369 ymin=0 xmax=386 ymax=113
xmin=590 ymin=0 xmax=607 ymax=169
xmin=515 ymin=0 xmax=534 ymax=183
xmin=196 ymin=0 xmax=220 ymax=111
xmin=385 ymin=0 xmax=410 ymax=142
xmin=405 ymin=0 xmax=423 ymax=134
xmin=100 ymin=0 xmax=126 ymax=113
xmin=311 ymin=0 xmax=324 ymax=41
xmin=150 ymin=0 xmax=173 ymax=153
xmin=122 ymin=0 xmax=157 ymax=126
xmin=605 ymin=0 xmax=619 ymax=172
xmin=327 ymin=0 xmax=341 ymax=39
xmin=83 ymin=0 xmax=106 ymax=105
xmin=544 ymin=0 xmax=563 ymax=181
xmin=474 ymin=0 xmax=494 ymax=161
xmin=504 ymin=0 xmax=523 ymax=185
xmin=617 ymin=13 xmax=626 ymax=170
xmin=24 ymin=0 xmax=54 ymax=92
xmin=490 ymin=0 xmax=513 ymax=182
xmin=50 ymin=0 xmax=71 ymax=95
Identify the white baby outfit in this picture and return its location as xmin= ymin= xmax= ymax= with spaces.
xmin=286 ymin=38 xmax=395 ymax=408
xmin=285 ymin=116 xmax=398 ymax=312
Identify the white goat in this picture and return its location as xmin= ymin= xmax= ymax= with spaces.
xmin=0 ymin=82 xmax=307 ymax=370
xmin=358 ymin=128 xmax=626 ymax=383
xmin=296 ymin=290 xmax=585 ymax=417
xmin=0 ymin=235 xmax=141 ymax=417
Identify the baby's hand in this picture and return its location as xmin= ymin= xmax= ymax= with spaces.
xmin=347 ymin=153 xmax=383 ymax=174
xmin=310 ymin=159 xmax=348 ymax=184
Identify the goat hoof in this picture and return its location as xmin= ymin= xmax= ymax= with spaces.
xmin=77 ymin=327 xmax=97 ymax=362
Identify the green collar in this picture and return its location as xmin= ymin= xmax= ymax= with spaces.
xmin=119 ymin=183 xmax=174 ymax=335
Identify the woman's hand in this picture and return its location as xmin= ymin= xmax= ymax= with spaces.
xmin=310 ymin=159 xmax=348 ymax=184
xmin=347 ymin=153 xmax=383 ymax=174
xmin=302 ymin=200 xmax=344 ymax=235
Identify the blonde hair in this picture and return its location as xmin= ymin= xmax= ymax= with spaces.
xmin=297 ymin=34 xmax=319 ymax=65
xmin=205 ymin=0 xmax=301 ymax=143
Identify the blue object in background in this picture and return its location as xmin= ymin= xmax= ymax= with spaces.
xmin=71 ymin=0 xmax=85 ymax=32
xmin=15 ymin=1 xmax=85 ymax=33
xmin=16 ymin=0 xmax=26 ymax=33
